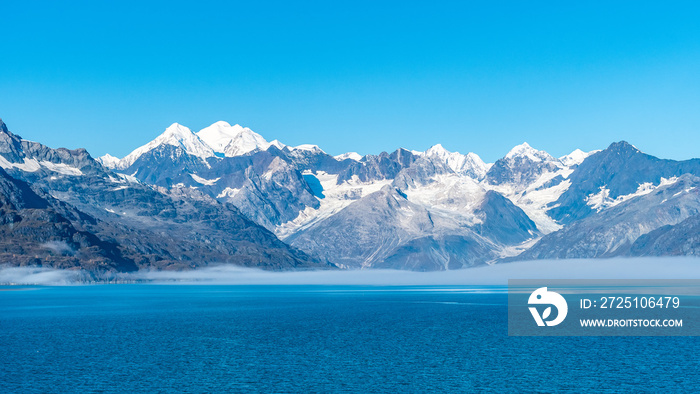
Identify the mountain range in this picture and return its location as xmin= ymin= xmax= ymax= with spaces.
xmin=1 ymin=117 xmax=698 ymax=273
xmin=0 ymin=119 xmax=327 ymax=274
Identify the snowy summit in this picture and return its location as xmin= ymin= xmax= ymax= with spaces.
xmin=96 ymin=153 xmax=121 ymax=169
xmin=504 ymin=142 xmax=555 ymax=163
xmin=424 ymin=144 xmax=488 ymax=179
xmin=197 ymin=121 xmax=272 ymax=157
xmin=118 ymin=123 xmax=214 ymax=169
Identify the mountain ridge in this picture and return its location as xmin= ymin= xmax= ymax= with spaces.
xmin=97 ymin=120 xmax=700 ymax=270
xmin=4 ymin=117 xmax=700 ymax=272
xmin=0 ymin=119 xmax=331 ymax=272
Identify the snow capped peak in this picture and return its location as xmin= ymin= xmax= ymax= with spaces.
xmin=425 ymin=144 xmax=450 ymax=158
xmin=458 ymin=152 xmax=488 ymax=179
xmin=335 ymin=152 xmax=363 ymax=162
xmin=423 ymin=144 xmax=487 ymax=179
xmin=293 ymin=144 xmax=325 ymax=154
xmin=196 ymin=122 xmax=271 ymax=157
xmin=559 ymin=148 xmax=598 ymax=167
xmin=505 ymin=142 xmax=534 ymax=159
xmin=97 ymin=153 xmax=121 ymax=169
xmin=465 ymin=152 xmax=487 ymax=166
xmin=209 ymin=120 xmax=232 ymax=128
xmin=111 ymin=121 xmax=288 ymax=168
xmin=269 ymin=139 xmax=286 ymax=150
xmin=163 ymin=122 xmax=192 ymax=138
xmin=197 ymin=121 xmax=241 ymax=143
xmin=118 ymin=123 xmax=214 ymax=169
xmin=504 ymin=142 xmax=554 ymax=163
xmin=158 ymin=123 xmax=215 ymax=159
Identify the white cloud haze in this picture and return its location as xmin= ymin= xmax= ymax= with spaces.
xmin=1 ymin=257 xmax=700 ymax=286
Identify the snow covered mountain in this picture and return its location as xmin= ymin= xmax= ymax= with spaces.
xmin=548 ymin=141 xmax=700 ymax=225
xmin=96 ymin=153 xmax=120 ymax=169
xmin=8 ymin=115 xmax=699 ymax=272
xmin=517 ymin=174 xmax=700 ymax=259
xmin=0 ymin=119 xmax=327 ymax=273
xmin=95 ymin=123 xmax=560 ymax=268
xmin=90 ymin=120 xmax=700 ymax=271
xmin=559 ymin=148 xmax=596 ymax=166
xmin=334 ymin=152 xmax=362 ymax=162
xmin=197 ymin=121 xmax=276 ymax=157
xmin=486 ymin=142 xmax=563 ymax=187
xmin=117 ymin=123 xmax=214 ymax=170
xmin=424 ymin=144 xmax=488 ymax=180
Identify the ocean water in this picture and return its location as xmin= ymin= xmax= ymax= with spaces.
xmin=1 ymin=285 xmax=698 ymax=393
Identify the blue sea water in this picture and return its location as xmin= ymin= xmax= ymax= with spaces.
xmin=1 ymin=285 xmax=698 ymax=393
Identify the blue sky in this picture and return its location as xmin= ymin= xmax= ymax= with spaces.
xmin=1 ymin=1 xmax=699 ymax=162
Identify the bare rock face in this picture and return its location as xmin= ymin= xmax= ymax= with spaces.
xmin=0 ymin=167 xmax=138 ymax=271
xmin=336 ymin=148 xmax=417 ymax=184
xmin=628 ymin=213 xmax=700 ymax=257
xmin=473 ymin=191 xmax=538 ymax=246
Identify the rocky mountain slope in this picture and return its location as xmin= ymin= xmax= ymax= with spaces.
xmin=628 ymin=213 xmax=700 ymax=256
xmin=0 ymin=119 xmax=328 ymax=272
xmin=0 ymin=166 xmax=138 ymax=271
xmin=516 ymin=174 xmax=700 ymax=259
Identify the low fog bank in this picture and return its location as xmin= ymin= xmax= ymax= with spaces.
xmin=2 ymin=257 xmax=700 ymax=286
xmin=0 ymin=266 xmax=90 ymax=286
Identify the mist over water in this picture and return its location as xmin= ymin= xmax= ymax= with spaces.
xmin=2 ymin=257 xmax=700 ymax=286
xmin=0 ymin=266 xmax=86 ymax=286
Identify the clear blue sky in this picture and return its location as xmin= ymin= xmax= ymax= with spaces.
xmin=1 ymin=1 xmax=699 ymax=162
